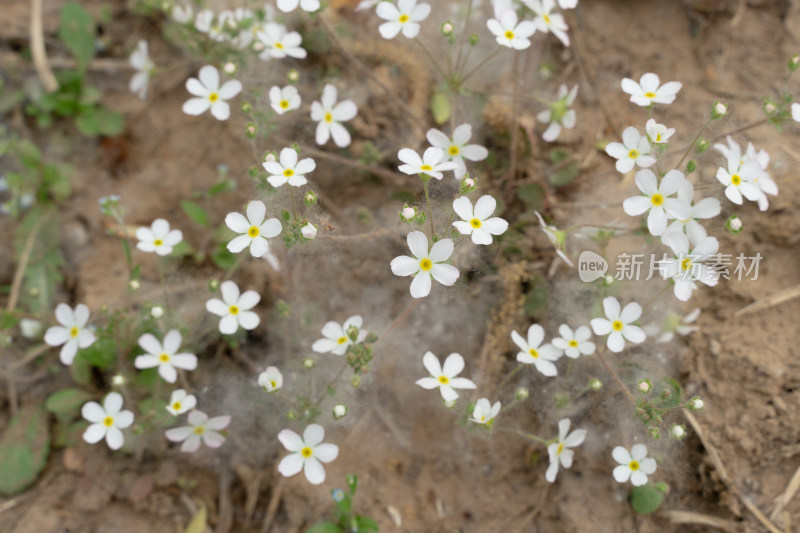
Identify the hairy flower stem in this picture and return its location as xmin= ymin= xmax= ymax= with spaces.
xmin=676 ymin=117 xmax=711 ymax=169
xmin=414 ymin=38 xmax=449 ymax=82
xmin=499 ymin=427 xmax=553 ymax=446
xmin=290 ymin=187 xmax=298 ymax=222
xmin=595 ymin=349 xmax=636 ymax=405
xmin=493 ymin=363 xmax=523 ymax=396
xmin=454 ymin=0 xmax=474 ymax=73
xmin=710 ymin=118 xmax=769 ymax=143
xmin=423 ymin=181 xmax=435 ymax=238
xmin=460 ymin=47 xmax=504 ymax=87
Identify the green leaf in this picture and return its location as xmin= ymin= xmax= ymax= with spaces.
xmin=630 ymin=483 xmax=667 ymax=515
xmin=183 ymin=503 xmax=207 ymax=533
xmin=75 ymin=107 xmax=124 ymax=137
xmin=207 ymin=180 xmax=235 ymax=197
xmin=59 ymin=3 xmax=95 ymax=72
xmin=430 ymin=91 xmax=451 ymax=125
xmin=306 ymin=522 xmax=341 ymax=533
xmin=70 ymin=351 xmax=92 ymax=385
xmin=45 ymin=388 xmax=92 ymax=422
xmin=355 ymin=516 xmax=379 ymax=532
xmin=80 ymin=336 xmax=116 ymax=369
xmin=517 ymin=183 xmax=545 ymax=211
xmin=0 ymin=405 xmax=51 ymax=496
xmin=181 ymin=200 xmax=209 ymax=228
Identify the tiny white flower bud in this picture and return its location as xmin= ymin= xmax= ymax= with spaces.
xmin=129 ymin=279 xmax=140 ymax=291
xmin=638 ymin=379 xmax=652 ymax=394
xmin=333 ymin=404 xmax=348 ymax=419
xmin=401 ymin=207 xmax=416 ymax=221
xmin=514 ymin=387 xmax=529 ymax=401
xmin=464 ymin=178 xmax=475 ymax=188
xmin=151 ymin=306 xmax=164 ymax=318
xmin=764 ymin=103 xmax=776 ymax=113
xmin=689 ymin=397 xmax=704 ymax=410
xmin=730 ymin=217 xmax=742 ymax=231
xmin=223 ymin=62 xmax=237 ymax=75
xmin=288 ymin=69 xmax=299 ymax=82
xmin=301 ymin=223 xmax=317 ymax=240
xmin=253 ymin=41 xmax=265 ymax=52
xmin=20 ymin=319 xmax=43 ymax=339
xmin=671 ymin=424 xmax=686 ymax=439
xmin=714 ymin=102 xmax=727 ymax=116
xmin=111 ymin=374 xmax=126 ymax=387
xmin=603 ymin=274 xmax=615 ymax=286
xmin=264 ymin=152 xmax=276 ymax=163
xmin=589 ymin=378 xmax=603 ymax=390
xmin=303 ymin=358 xmax=315 ymax=369
xmin=441 ymin=21 xmax=454 ymax=35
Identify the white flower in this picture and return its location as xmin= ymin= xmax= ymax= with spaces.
xmin=538 ymin=84 xmax=578 ymax=142
xmin=301 ymin=223 xmax=317 ymax=240
xmin=312 ymin=315 xmax=367 ymax=355
xmin=470 ymin=398 xmax=501 ymax=425
xmin=269 ymin=85 xmax=301 ymax=115
xmin=605 ymin=127 xmax=656 ymax=174
xmin=664 ymin=181 xmax=720 ymax=245
xmin=426 ymin=124 xmax=489 ymax=179
xmin=263 ymin=147 xmax=316 ymax=188
xmin=82 ymin=393 xmax=134 ymax=450
xmin=622 ymin=169 xmax=691 ymax=236
xmin=512 ymin=324 xmax=562 ymax=376
xmin=257 ymin=23 xmax=307 ymax=60
xmin=183 ymin=66 xmax=242 ymax=121
xmin=534 ymin=211 xmax=573 ymax=266
xmin=525 ymin=0 xmax=570 ymax=46
xmin=172 ymin=4 xmax=193 ymax=23
xmin=397 ymin=147 xmax=459 ymax=180
xmin=136 ymin=218 xmax=183 ymax=256
xmin=415 ymin=352 xmax=477 ymax=401
xmin=166 ymin=389 xmax=197 ymax=416
xmin=129 ymin=40 xmax=154 ymax=99
xmin=258 ymin=366 xmax=283 ymax=392
xmin=390 ymin=231 xmax=459 ymax=298
xmin=715 ymin=152 xmax=762 ymax=205
xmin=652 ymin=308 xmax=700 ymax=343
xmin=44 ymin=303 xmax=97 ymax=365
xmin=546 ymin=418 xmax=587 ymax=482
xmin=551 ymin=324 xmax=595 ymax=358
xmin=357 ymin=0 xmax=382 ymax=10
xmin=194 ymin=9 xmax=214 ymax=33
xmin=225 ymin=200 xmax=282 ymax=257
xmin=310 ymin=84 xmax=357 ymax=147
xmin=376 ymin=0 xmax=431 ymax=39
xmin=206 ymin=280 xmax=261 ymax=334
xmin=612 ymin=444 xmax=657 ymax=486
xmin=333 ymin=404 xmax=348 ymax=419
xmin=278 ymin=424 xmax=339 ymax=484
xmin=658 ymin=232 xmax=719 ymax=301
xmin=165 ymin=410 xmax=231 ymax=452
xmin=452 ymin=195 xmax=509 ymax=245
xmin=645 ymin=118 xmax=674 ymax=144
xmin=714 ymin=139 xmax=777 ymax=211
xmin=487 ymin=10 xmax=535 ymax=50
xmin=590 ymin=297 xmax=646 ymax=353
xmin=277 ymin=0 xmax=320 ymax=12
xmin=792 ymin=102 xmax=800 ymax=122
xmin=558 ymin=0 xmax=578 ymax=7
xmin=134 ymin=330 xmax=198 ymax=383
xmin=151 ymin=306 xmax=164 ymax=318
xmin=621 ymin=73 xmax=682 ymax=106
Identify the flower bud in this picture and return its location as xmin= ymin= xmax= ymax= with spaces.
xmin=469 ymin=33 xmax=479 ymax=46
xmin=253 ymin=41 xmax=265 ymax=52
xmin=790 ymin=54 xmax=800 ymax=72
xmin=263 ymin=151 xmax=276 ymax=163
xmin=670 ymin=424 xmax=686 ymax=439
xmin=459 ymin=177 xmax=476 ymax=194
xmin=444 ymin=399 xmax=456 ymax=409
xmin=603 ymin=275 xmax=615 ymax=286
xmin=764 ymin=102 xmax=776 ymax=114
xmin=589 ymin=378 xmax=603 ymax=391
xmin=245 ymin=123 xmax=257 ymax=138
xmin=515 ymin=387 xmax=529 ymax=401
xmin=726 ymin=215 xmax=743 ymax=233
xmin=333 ymin=404 xmax=348 ymax=419
xmin=223 ymin=62 xmax=237 ymax=75
xmin=301 ymin=223 xmax=317 ymax=240
xmin=638 ymin=379 xmax=652 ymax=394
xmin=241 ymin=101 xmax=253 ymax=113
xmin=441 ymin=21 xmax=454 ymax=35
xmin=20 ymin=319 xmax=43 ymax=339
xmin=351 ymin=375 xmax=361 ymax=387
xmin=304 ymin=191 xmax=318 ymax=206
xmin=688 ymin=397 xmax=704 ymax=411
xmin=400 ymin=206 xmax=416 ymax=222
xmin=111 ymin=374 xmax=126 ymax=387
xmin=711 ymin=101 xmax=727 ymax=119
xmin=129 ymin=279 xmax=140 ymax=291
xmin=151 ymin=306 xmax=164 ymax=318
xmin=288 ymin=69 xmax=299 ymax=82
xmin=303 ymin=358 xmax=315 ymax=369
xmin=648 ymin=427 xmax=661 ymax=439
xmin=208 ymin=279 xmax=219 ymax=291
xmin=287 ymin=410 xmax=297 ymax=420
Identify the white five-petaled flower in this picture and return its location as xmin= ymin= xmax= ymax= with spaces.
xmin=257 ymin=23 xmax=308 ymax=60
xmin=82 ymin=392 xmax=134 ymax=450
xmin=264 ymin=147 xmax=316 ymax=188
xmin=605 ymin=127 xmax=656 ymax=174
xmin=590 ymin=297 xmax=646 ymax=353
xmin=487 ymin=9 xmax=535 ymax=50
xmin=470 ymin=398 xmax=501 ymax=425
xmin=426 ymin=124 xmax=489 ymax=179
xmin=397 ymin=147 xmax=459 ymax=180
xmin=715 ymin=151 xmax=763 ymax=206
xmin=166 ymin=389 xmax=197 ymax=416
xmin=165 ymin=410 xmax=231 ymax=453
xmin=134 ymin=330 xmax=198 ymax=384
xmin=258 ymin=366 xmax=283 ymax=392
xmin=622 ymin=169 xmax=691 ymax=236
xmin=546 ymin=418 xmax=587 ymax=483
xmin=525 ymin=0 xmax=570 ymax=46
xmin=225 ymin=200 xmax=282 ymax=257
xmin=278 ymin=424 xmax=339 ymax=485
xmin=44 ymin=303 xmax=97 ymax=365
xmin=277 ymin=0 xmax=320 ymax=12
xmin=206 ymin=280 xmax=261 ymax=334
xmin=664 ymin=181 xmax=721 ymax=245
xmin=621 ymin=72 xmax=682 ymax=107
xmin=534 ymin=211 xmax=573 ymax=266
xmin=183 ymin=65 xmax=242 ymax=121
xmin=452 ymin=195 xmax=509 ymax=245
xmin=376 ymin=0 xmax=431 ymax=39
xmin=713 ymin=137 xmax=778 ymax=211
xmin=390 ymin=231 xmax=459 ymax=298
xmin=612 ymin=444 xmax=657 ymax=486
xmin=416 ymin=352 xmax=477 ymax=401
xmin=129 ymin=40 xmax=154 ymax=99
xmin=172 ymin=4 xmax=193 ymax=23
xmin=652 ymin=308 xmax=701 ymax=343
xmin=658 ymin=232 xmax=719 ymax=302
xmin=512 ymin=324 xmax=562 ymax=376
xmin=136 ymin=218 xmax=183 ymax=256
xmin=645 ymin=118 xmax=675 ymax=144
xmin=551 ymin=324 xmax=595 ymax=358
xmin=269 ymin=85 xmax=301 ymax=115
xmin=310 ymin=84 xmax=358 ymax=147
xmin=538 ymin=84 xmax=578 ymax=142
xmin=312 ymin=315 xmax=367 ymax=355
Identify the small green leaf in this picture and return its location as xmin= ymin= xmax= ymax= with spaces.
xmin=430 ymin=91 xmax=451 ymax=125
xmin=59 ymin=3 xmax=95 ymax=72
xmin=630 ymin=483 xmax=666 ymax=515
xmin=80 ymin=337 xmax=116 ymax=369
xmin=76 ymin=107 xmax=124 ymax=137
xmin=0 ymin=405 xmax=51 ymax=496
xmin=306 ymin=522 xmax=341 ymax=533
xmin=181 ymin=200 xmax=209 ymax=228
xmin=207 ymin=180 xmax=235 ymax=197
xmin=45 ymin=388 xmax=92 ymax=422
xmin=355 ymin=516 xmax=379 ymax=532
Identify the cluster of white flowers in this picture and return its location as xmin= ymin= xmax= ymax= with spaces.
xmin=487 ymin=0 xmax=575 ymax=49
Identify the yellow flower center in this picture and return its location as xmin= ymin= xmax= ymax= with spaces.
xmin=629 ymin=460 xmax=640 ymax=471
xmin=269 ymin=380 xmax=276 ymax=388
xmin=337 ymin=336 xmax=348 ymax=345
xmin=656 ymin=133 xmax=662 ymax=142
xmin=651 ymin=193 xmax=664 ymax=206
xmin=731 ymin=174 xmax=741 ymax=185
xmin=154 ymin=239 xmax=164 ymax=246
xmin=103 ymin=416 xmax=114 ymax=427
xmin=681 ymin=257 xmax=692 ymax=271
xmin=543 ymin=14 xmax=551 ymax=24
xmin=557 ymin=442 xmax=565 ymax=455
xmin=283 ymin=168 xmax=295 ymax=177
xmin=628 ymin=149 xmax=639 ymax=159
xmin=193 ymin=426 xmax=206 ymax=435
xmin=275 ymin=42 xmax=284 ymax=49
xmin=448 ymin=145 xmax=460 ymax=156
xmin=528 ymin=348 xmax=539 ymax=359
xmin=173 ymin=402 xmax=182 ymax=410
xmin=568 ymin=340 xmax=579 ymax=348
xmin=644 ymin=92 xmax=656 ymax=98
xmin=504 ymin=30 xmax=515 ymax=40
xmin=279 ymin=100 xmax=289 ymax=109
xmin=208 ymin=93 xmax=219 ymax=102
xmin=69 ymin=326 xmax=80 ymax=338
xmin=470 ymin=218 xmax=482 ymax=229
xmin=159 ymin=353 xmax=170 ymax=363
xmin=612 ymin=320 xmax=624 ymax=331
xmin=398 ymin=14 xmax=409 ymax=23
xmin=438 ymin=375 xmax=450 ymax=385
xmin=324 ymin=112 xmax=333 ymax=123
xmin=248 ymin=226 xmax=260 ymax=237
xmin=229 ymin=305 xmax=240 ymax=315
xmin=419 ymin=258 xmax=433 ymax=271
xmin=301 ymin=446 xmax=313 ymax=458
xmin=420 ymin=164 xmax=433 ymax=171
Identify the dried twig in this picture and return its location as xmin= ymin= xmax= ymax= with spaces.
xmin=30 ymin=0 xmax=58 ymax=92
xmin=260 ymin=478 xmax=284 ymax=533
xmin=770 ymin=464 xmax=800 ymax=522
xmin=663 ymin=510 xmax=737 ymax=531
xmin=735 ymin=285 xmax=800 ymax=316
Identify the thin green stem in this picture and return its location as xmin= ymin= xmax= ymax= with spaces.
xmin=290 ymin=187 xmax=298 ymax=221
xmin=312 ymin=360 xmax=349 ymax=407
xmin=221 ymin=253 xmax=246 ymax=282
xmin=460 ymin=47 xmax=504 ymax=86
xmin=595 ymin=349 xmax=636 ymax=405
xmin=454 ymin=0 xmax=474 ymax=73
xmin=414 ymin=38 xmax=448 ymax=82
xmin=423 ymin=181 xmax=435 ymax=238
xmin=564 ymin=223 xmax=632 ymax=233
xmin=493 ymin=363 xmax=523 ymax=396
xmin=498 ymin=427 xmax=553 ymax=446
xmin=676 ymin=117 xmax=712 ymax=169
xmin=709 ymin=118 xmax=768 ymax=143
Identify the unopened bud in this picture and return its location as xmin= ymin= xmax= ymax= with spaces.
xmin=688 ymin=397 xmax=704 ymax=411
xmin=304 ymin=190 xmax=318 ymax=206
xmin=223 ymin=62 xmax=237 ymax=75
xmin=208 ymin=279 xmax=220 ymax=291
xmin=589 ymin=378 xmax=603 ymax=391
xmin=245 ymin=123 xmax=257 ymax=138
xmin=790 ymin=54 xmax=800 ymax=72
xmin=351 ymin=375 xmax=361 ymax=387
xmin=129 ymin=279 xmax=140 ymax=291
xmin=441 ymin=21 xmax=454 ymax=35
xmin=638 ymin=379 xmax=652 ymax=394
xmin=111 ymin=374 xmax=126 ymax=387
xmin=764 ymin=102 xmax=776 ymax=114
xmin=648 ymin=427 xmax=661 ymax=439
xmin=671 ymin=424 xmax=686 ymax=439
xmin=303 ymin=358 xmax=315 ymax=369
xmin=726 ymin=215 xmax=742 ymax=233
xmin=444 ymin=399 xmax=456 ymax=409
xmin=333 ymin=404 xmax=348 ymax=419
xmin=253 ymin=41 xmax=264 ymax=52
xmin=401 ymin=206 xmax=416 ymax=222
xmin=151 ymin=306 xmax=164 ymax=318
xmin=603 ymin=275 xmax=615 ymax=286
xmin=263 ymin=151 xmax=276 ymax=163
xmin=288 ymin=69 xmax=299 ymax=82
xmin=241 ymin=101 xmax=252 ymax=113
xmin=711 ymin=101 xmax=727 ymax=119
xmin=515 ymin=387 xmax=529 ymax=401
